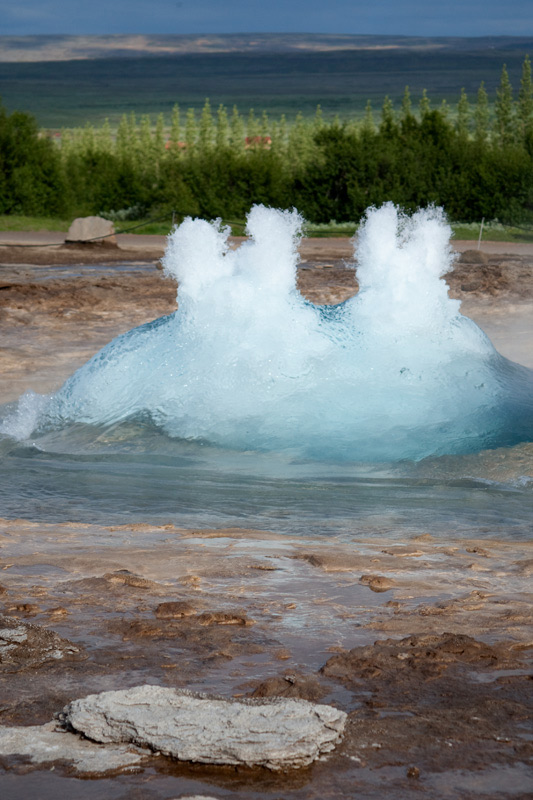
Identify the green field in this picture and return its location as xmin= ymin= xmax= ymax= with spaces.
xmin=1 ymin=38 xmax=533 ymax=128
xmin=2 ymin=215 xmax=532 ymax=243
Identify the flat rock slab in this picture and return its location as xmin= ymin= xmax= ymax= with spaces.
xmin=65 ymin=685 xmax=347 ymax=770
xmin=0 ymin=721 xmax=147 ymax=773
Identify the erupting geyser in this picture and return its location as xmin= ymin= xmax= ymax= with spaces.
xmin=3 ymin=203 xmax=533 ymax=461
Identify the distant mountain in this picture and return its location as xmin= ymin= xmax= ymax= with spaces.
xmin=2 ymin=33 xmax=533 ymax=63
xmin=2 ymin=33 xmax=533 ymax=128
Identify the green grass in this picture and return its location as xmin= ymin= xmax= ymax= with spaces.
xmin=0 ymin=215 xmax=71 ymax=232
xmin=2 ymin=215 xmax=533 ymax=242
xmin=452 ymin=223 xmax=533 ymax=243
xmin=304 ymin=222 xmax=358 ymax=237
xmin=1 ymin=44 xmax=532 ymax=128
xmin=0 ymin=215 xmax=174 ymax=236
xmin=305 ymin=222 xmax=533 ymax=241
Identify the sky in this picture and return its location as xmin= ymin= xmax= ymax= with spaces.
xmin=1 ymin=0 xmax=532 ymax=38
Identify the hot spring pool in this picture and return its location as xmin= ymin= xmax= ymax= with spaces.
xmin=1 ymin=204 xmax=532 ymax=541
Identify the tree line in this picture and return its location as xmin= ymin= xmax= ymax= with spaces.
xmin=1 ymin=57 xmax=532 ymax=225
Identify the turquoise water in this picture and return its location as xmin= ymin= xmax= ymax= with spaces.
xmin=1 ymin=422 xmax=531 ymax=540
xmin=1 ymin=205 xmax=532 ymax=540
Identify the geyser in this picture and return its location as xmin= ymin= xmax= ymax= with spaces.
xmin=3 ymin=203 xmax=533 ymax=461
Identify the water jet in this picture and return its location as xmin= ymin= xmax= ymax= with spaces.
xmin=1 ymin=204 xmax=532 ymax=539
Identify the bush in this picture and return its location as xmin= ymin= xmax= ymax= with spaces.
xmin=2 ymin=94 xmax=533 ymax=226
xmin=0 ymin=102 xmax=67 ymax=215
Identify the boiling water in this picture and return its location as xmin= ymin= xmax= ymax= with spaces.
xmin=1 ymin=204 xmax=532 ymax=539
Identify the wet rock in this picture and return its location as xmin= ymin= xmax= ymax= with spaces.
xmin=385 ymin=600 xmax=402 ymax=609
xmin=417 ymin=590 xmax=489 ymax=617
xmin=28 ymin=586 xmax=48 ymax=598
xmin=458 ymin=249 xmax=489 ymax=264
xmin=293 ymin=552 xmax=360 ymax=572
xmin=154 ymin=601 xmax=198 ymax=619
xmin=103 ymin=570 xmax=159 ymax=589
xmin=0 ymin=721 xmax=147 ymax=773
xmin=467 ymin=562 xmax=491 ymax=573
xmin=0 ymin=614 xmax=83 ymax=669
xmin=249 ymin=672 xmax=327 ymax=702
xmin=455 ymin=263 xmax=510 ymax=294
xmin=65 ymin=216 xmax=116 ymax=245
xmin=64 ymin=685 xmax=347 ymax=770
xmin=512 ymin=558 xmax=533 ymax=575
xmin=46 ymin=606 xmax=69 ymax=617
xmin=465 ymin=546 xmax=490 ymax=557
xmin=360 ymin=575 xmax=396 ymax=593
xmin=180 ymin=575 xmax=201 ymax=588
xmin=8 ymin=603 xmax=40 ymax=615
xmin=381 ymin=547 xmax=423 ymax=557
xmin=196 ymin=611 xmax=253 ymax=626
xmin=297 ymin=267 xmax=357 ymax=305
xmin=321 ymin=633 xmax=519 ymax=685
xmin=120 ymin=611 xmax=258 ymax=664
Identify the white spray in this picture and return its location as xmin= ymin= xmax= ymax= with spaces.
xmin=2 ymin=203 xmax=532 ymax=461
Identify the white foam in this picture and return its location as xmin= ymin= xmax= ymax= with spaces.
xmin=2 ymin=204 xmax=532 ymax=461
xmin=0 ymin=391 xmax=50 ymax=441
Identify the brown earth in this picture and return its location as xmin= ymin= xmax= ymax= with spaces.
xmin=0 ymin=520 xmax=532 ymax=799
xmin=0 ymin=237 xmax=532 ymax=798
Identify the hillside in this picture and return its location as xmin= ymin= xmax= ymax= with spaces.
xmin=1 ymin=34 xmax=532 ymax=127
xmin=2 ymin=33 xmax=533 ymax=62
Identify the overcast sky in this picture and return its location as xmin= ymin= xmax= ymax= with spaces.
xmin=1 ymin=0 xmax=532 ymax=38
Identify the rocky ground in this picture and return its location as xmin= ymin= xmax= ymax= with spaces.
xmin=0 ymin=236 xmax=532 ymax=798
xmin=0 ymin=520 xmax=532 ymax=799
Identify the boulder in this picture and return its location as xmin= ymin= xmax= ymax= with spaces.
xmin=64 ymin=684 xmax=347 ymax=770
xmin=65 ymin=216 xmax=116 ymax=245
xmin=458 ymin=249 xmax=489 ymax=264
